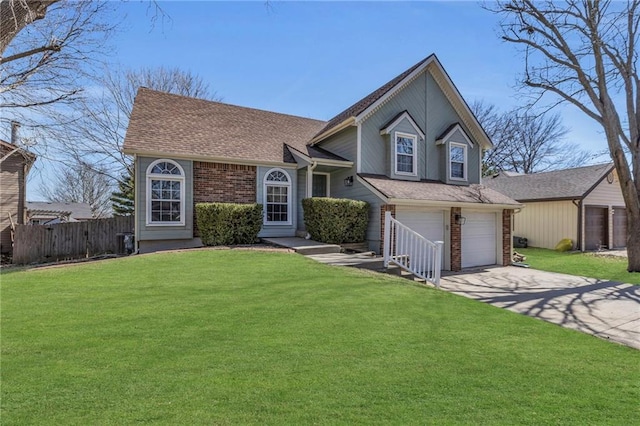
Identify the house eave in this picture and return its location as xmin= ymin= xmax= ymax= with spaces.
xmin=122 ymin=149 xmax=296 ymax=168
xmin=309 ymin=118 xmax=356 ymax=145
xmin=389 ymin=198 xmax=523 ymax=210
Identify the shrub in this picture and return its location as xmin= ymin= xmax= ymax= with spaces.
xmin=196 ymin=203 xmax=263 ymax=246
xmin=555 ymin=238 xmax=574 ymax=252
xmin=302 ymin=198 xmax=369 ymax=244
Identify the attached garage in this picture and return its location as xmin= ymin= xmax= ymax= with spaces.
xmin=461 ymin=211 xmax=497 ymax=268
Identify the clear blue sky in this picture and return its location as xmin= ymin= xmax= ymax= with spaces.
xmin=29 ymin=0 xmax=608 ymax=199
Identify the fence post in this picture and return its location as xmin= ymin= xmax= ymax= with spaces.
xmin=433 ymin=241 xmax=444 ymax=288
xmin=383 ymin=211 xmax=391 ymax=268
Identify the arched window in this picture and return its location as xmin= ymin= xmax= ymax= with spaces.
xmin=146 ymin=159 xmax=185 ymax=225
xmin=263 ymin=168 xmax=291 ymax=225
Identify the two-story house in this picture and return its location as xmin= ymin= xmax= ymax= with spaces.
xmin=123 ymin=54 xmax=520 ymax=271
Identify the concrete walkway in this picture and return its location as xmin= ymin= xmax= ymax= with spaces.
xmin=440 ymin=266 xmax=640 ymax=350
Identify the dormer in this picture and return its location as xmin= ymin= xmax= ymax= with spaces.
xmin=379 ymin=111 xmax=425 ymax=181
xmin=436 ymin=123 xmax=478 ymax=185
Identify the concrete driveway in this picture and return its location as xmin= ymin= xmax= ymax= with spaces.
xmin=439 ymin=266 xmax=640 ymax=350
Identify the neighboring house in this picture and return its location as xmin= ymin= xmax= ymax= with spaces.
xmin=26 ymin=202 xmax=95 ymax=225
xmin=123 ymin=54 xmax=521 ymax=271
xmin=0 ymin=138 xmax=36 ymax=257
xmin=484 ymin=163 xmax=627 ymax=251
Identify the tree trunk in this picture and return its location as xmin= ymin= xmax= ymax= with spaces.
xmin=0 ymin=0 xmax=59 ymax=54
xmin=627 ymin=213 xmax=640 ymax=272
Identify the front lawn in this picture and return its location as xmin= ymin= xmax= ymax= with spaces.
xmin=2 ymin=250 xmax=639 ymax=425
xmin=517 ymin=247 xmax=640 ymax=285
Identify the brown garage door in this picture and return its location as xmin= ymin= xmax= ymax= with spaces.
xmin=585 ymin=207 xmax=608 ymax=250
xmin=612 ymin=207 xmax=627 ymax=248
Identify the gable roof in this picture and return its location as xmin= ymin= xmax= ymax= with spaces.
xmin=310 ymin=54 xmax=492 ymax=149
xmin=483 ymin=163 xmax=615 ymax=202
xmin=359 ymin=174 xmax=520 ymax=208
xmin=123 ymin=88 xmax=329 ymax=165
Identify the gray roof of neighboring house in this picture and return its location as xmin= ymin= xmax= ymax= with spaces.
xmin=359 ymin=174 xmax=520 ymax=206
xmin=483 ymin=163 xmax=614 ymax=202
xmin=123 ymin=88 xmax=333 ymax=165
xmin=27 ymin=202 xmax=94 ymax=220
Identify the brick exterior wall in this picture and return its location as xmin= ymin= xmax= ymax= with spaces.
xmin=502 ymin=209 xmax=513 ymax=266
xmin=379 ymin=204 xmax=396 ymax=254
xmin=450 ymin=207 xmax=462 ymax=271
xmin=192 ymin=162 xmax=257 ymax=236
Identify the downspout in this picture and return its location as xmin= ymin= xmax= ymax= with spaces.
xmin=306 ymin=161 xmax=317 ymax=198
xmin=133 ymin=154 xmax=140 ymax=254
xmin=572 ymin=199 xmax=582 ymax=251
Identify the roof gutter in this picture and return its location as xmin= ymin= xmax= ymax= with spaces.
xmin=388 ymin=198 xmax=523 ymax=210
xmin=121 ymin=150 xmax=296 ymax=168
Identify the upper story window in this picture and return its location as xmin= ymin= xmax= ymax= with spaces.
xmin=395 ymin=132 xmax=417 ymax=176
xmin=449 ymin=143 xmax=467 ymax=181
xmin=146 ymin=159 xmax=185 ymax=226
xmin=264 ymin=168 xmax=292 ymax=225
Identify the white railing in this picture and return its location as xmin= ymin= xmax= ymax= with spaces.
xmin=383 ymin=211 xmax=444 ymax=287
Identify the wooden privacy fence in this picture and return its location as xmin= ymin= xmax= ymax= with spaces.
xmin=12 ymin=216 xmax=134 ymax=265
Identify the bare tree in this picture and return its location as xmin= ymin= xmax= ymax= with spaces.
xmin=473 ymin=101 xmax=592 ymax=175
xmin=0 ymin=1 xmax=115 ymax=112
xmin=39 ymin=159 xmax=113 ymax=218
xmin=488 ymin=1 xmax=640 ymax=271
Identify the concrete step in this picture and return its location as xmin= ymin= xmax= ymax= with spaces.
xmin=306 ymin=252 xmax=384 ymax=269
xmin=295 ymin=244 xmax=342 ymax=256
xmin=385 ymin=265 xmax=427 ymax=283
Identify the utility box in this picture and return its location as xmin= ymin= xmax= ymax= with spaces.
xmin=513 ymin=236 xmax=528 ymax=249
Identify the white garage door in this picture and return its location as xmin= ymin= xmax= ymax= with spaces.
xmin=395 ymin=207 xmax=446 ymax=268
xmin=462 ymin=211 xmax=497 ymax=268
xmin=396 ymin=207 xmax=445 ymax=243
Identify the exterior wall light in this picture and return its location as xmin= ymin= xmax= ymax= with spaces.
xmin=344 ymin=176 xmax=354 ymax=187
xmin=454 ymin=213 xmax=466 ymax=225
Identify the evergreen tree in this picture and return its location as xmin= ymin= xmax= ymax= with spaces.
xmin=111 ymin=168 xmax=134 ymax=216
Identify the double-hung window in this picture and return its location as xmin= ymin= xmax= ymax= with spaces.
xmin=146 ymin=159 xmax=185 ymax=226
xmin=395 ymin=132 xmax=417 ymax=176
xmin=449 ymin=143 xmax=467 ymax=180
xmin=264 ymin=168 xmax=291 ymax=225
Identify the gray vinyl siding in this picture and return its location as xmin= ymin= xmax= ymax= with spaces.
xmin=317 ymin=127 xmax=357 ymax=161
xmin=136 ymin=156 xmax=194 ymax=241
xmin=296 ymin=168 xmax=307 ymax=232
xmin=360 ymin=71 xmax=482 ymax=184
xmin=327 ymin=165 xmax=385 ymax=252
xmin=257 ymin=166 xmax=298 ymax=238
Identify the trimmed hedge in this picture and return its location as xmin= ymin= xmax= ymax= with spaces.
xmin=302 ymin=198 xmax=369 ymax=244
xmin=195 ymin=203 xmax=263 ymax=246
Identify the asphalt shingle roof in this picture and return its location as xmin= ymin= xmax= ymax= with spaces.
xmin=123 ymin=88 xmax=330 ymax=164
xmin=360 ymin=174 xmax=520 ymax=206
xmin=313 ymin=55 xmax=434 ymax=139
xmin=483 ymin=163 xmax=614 ymax=201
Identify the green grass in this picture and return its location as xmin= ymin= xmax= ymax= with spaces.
xmin=518 ymin=247 xmax=640 ymax=285
xmin=2 ymin=250 xmax=639 ymax=425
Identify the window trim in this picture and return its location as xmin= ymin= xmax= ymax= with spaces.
xmin=449 ymin=142 xmax=468 ymax=182
xmin=394 ymin=131 xmax=418 ymax=177
xmin=263 ymin=168 xmax=292 ymax=226
xmin=145 ymin=159 xmax=186 ymax=227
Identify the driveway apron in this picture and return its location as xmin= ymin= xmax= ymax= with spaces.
xmin=439 ymin=266 xmax=640 ymax=350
